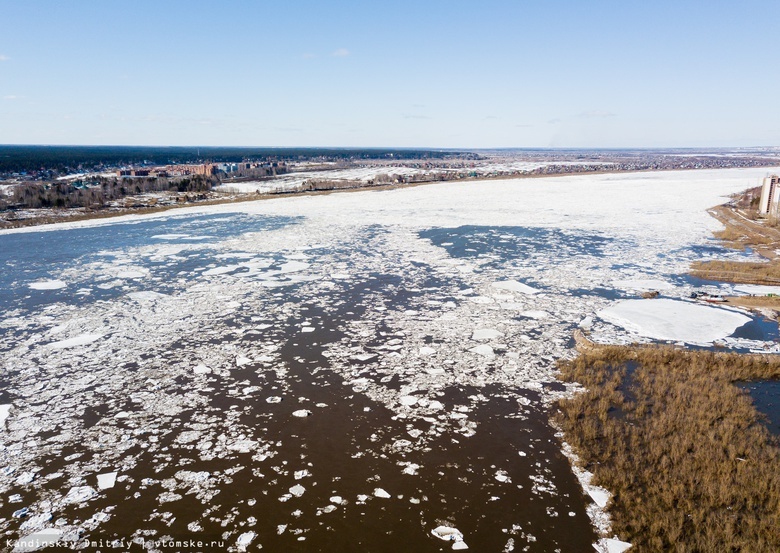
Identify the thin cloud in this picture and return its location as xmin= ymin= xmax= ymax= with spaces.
xmin=301 ymin=53 xmax=317 ymax=59
xmin=0 ymin=55 xmax=9 ymax=62
xmin=3 ymin=95 xmax=21 ymax=100
xmin=332 ymin=48 xmax=350 ymax=57
xmin=515 ymin=124 xmax=533 ymax=128
xmin=402 ymin=114 xmax=431 ymax=120
xmin=578 ymin=110 xmax=616 ymax=118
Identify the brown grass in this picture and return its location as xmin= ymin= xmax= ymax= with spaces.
xmin=555 ymin=346 xmax=780 ymax=552
xmin=689 ymin=260 xmax=780 ymax=285
xmin=691 ymin=201 xmax=780 ymax=284
xmin=725 ymin=295 xmax=780 ymax=310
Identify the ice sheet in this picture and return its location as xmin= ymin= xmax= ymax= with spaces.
xmin=598 ymin=299 xmax=750 ymax=344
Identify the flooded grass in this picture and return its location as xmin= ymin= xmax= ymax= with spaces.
xmin=555 ymin=346 xmax=780 ymax=552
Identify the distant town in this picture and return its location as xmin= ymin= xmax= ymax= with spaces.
xmin=1 ymin=145 xmax=779 ymax=228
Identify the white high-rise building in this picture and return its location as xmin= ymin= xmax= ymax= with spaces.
xmin=758 ymin=174 xmax=780 ymax=216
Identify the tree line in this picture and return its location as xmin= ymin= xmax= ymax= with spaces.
xmin=1 ymin=175 xmax=217 ymax=209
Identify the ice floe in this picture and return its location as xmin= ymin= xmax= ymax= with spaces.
xmin=472 ymin=328 xmax=503 ymax=340
xmin=593 ymin=537 xmax=633 ymax=553
xmin=13 ymin=528 xmax=62 ymax=553
xmin=62 ymin=486 xmax=97 ymax=504
xmin=492 ymin=280 xmax=538 ymax=294
xmin=28 ymin=280 xmax=66 ymax=290
xmin=0 ymin=404 xmax=11 ymax=427
xmin=96 ymin=472 xmax=117 ymax=490
xmin=48 ymin=333 xmax=103 ymax=349
xmin=432 ymin=525 xmax=468 ymax=550
xmin=598 ymin=298 xmax=750 ymax=344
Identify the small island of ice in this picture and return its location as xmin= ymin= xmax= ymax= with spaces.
xmin=598 ymin=298 xmax=750 ymax=344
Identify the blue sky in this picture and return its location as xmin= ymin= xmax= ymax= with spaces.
xmin=0 ymin=0 xmax=778 ymax=148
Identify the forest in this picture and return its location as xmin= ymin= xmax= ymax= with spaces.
xmin=0 ymin=175 xmax=217 ymax=209
xmin=0 ymin=145 xmax=464 ymax=173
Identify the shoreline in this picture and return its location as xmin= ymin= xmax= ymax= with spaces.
xmin=555 ymin=191 xmax=780 ymax=551
xmin=2 ymin=164 xmax=777 ymax=232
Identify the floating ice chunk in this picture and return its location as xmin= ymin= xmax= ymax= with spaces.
xmin=266 ymin=396 xmax=283 ymax=404
xmin=431 ymin=526 xmax=468 ymax=549
xmin=373 ymin=488 xmax=391 ymax=499
xmin=472 ymin=328 xmax=503 ymax=340
xmin=352 ymin=353 xmax=377 ymax=362
xmin=176 ymin=430 xmax=201 ymax=444
xmin=15 ymin=472 xmax=34 ymax=486
xmin=519 ymin=310 xmax=549 ymax=320
xmin=579 ymin=316 xmax=594 ymax=330
xmin=236 ymin=531 xmax=256 ymax=551
xmin=611 ymin=279 xmax=673 ymax=291
xmin=419 ymin=346 xmax=436 ymax=356
xmin=97 ymin=472 xmax=117 ymax=490
xmin=203 ymin=265 xmax=240 ymax=276
xmin=399 ymin=396 xmax=418 ymax=407
xmin=492 ymin=280 xmax=538 ymax=294
xmin=469 ymin=344 xmax=494 ymax=357
xmin=593 ymin=537 xmax=632 ymax=553
xmin=279 ymin=261 xmax=309 ymax=274
xmin=28 ymin=280 xmax=66 ymax=290
xmin=598 ymin=298 xmax=750 ymax=344
xmin=235 ymin=355 xmax=252 ymax=367
xmin=277 ymin=524 xmax=287 ymax=535
xmin=425 ymin=367 xmax=445 ymax=376
xmin=587 ymin=485 xmax=611 ymax=508
xmin=402 ymin=463 xmax=420 ymax=475
xmin=228 ymin=439 xmax=257 ymax=453
xmin=19 ymin=513 xmax=52 ymax=531
xmin=292 ymin=409 xmax=312 ymax=418
xmin=116 ymin=270 xmax=146 ymax=279
xmin=289 ymin=484 xmax=306 ymax=497
xmin=49 ymin=334 xmax=103 ymax=349
xmin=330 ymin=496 xmax=345 ymax=505
xmin=13 ymin=528 xmax=62 ymax=552
xmin=495 ymin=470 xmax=511 ymax=483
xmin=62 ymin=486 xmax=97 ymax=504
xmin=0 ymin=404 xmax=11 ymax=426
xmin=128 ymin=291 xmax=167 ymax=303
xmin=294 ymin=469 xmax=310 ymax=480
xmin=320 ymin=505 xmax=337 ymax=513
xmin=193 ymin=364 xmax=211 ymax=375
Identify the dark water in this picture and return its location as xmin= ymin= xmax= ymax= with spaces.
xmin=0 ymin=222 xmax=598 ymax=552
xmin=420 ymin=225 xmax=616 ymax=264
xmin=737 ymin=381 xmax=780 ymax=436
xmin=0 ymin=213 xmax=299 ymax=313
xmin=731 ymin=316 xmax=780 ymax=342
